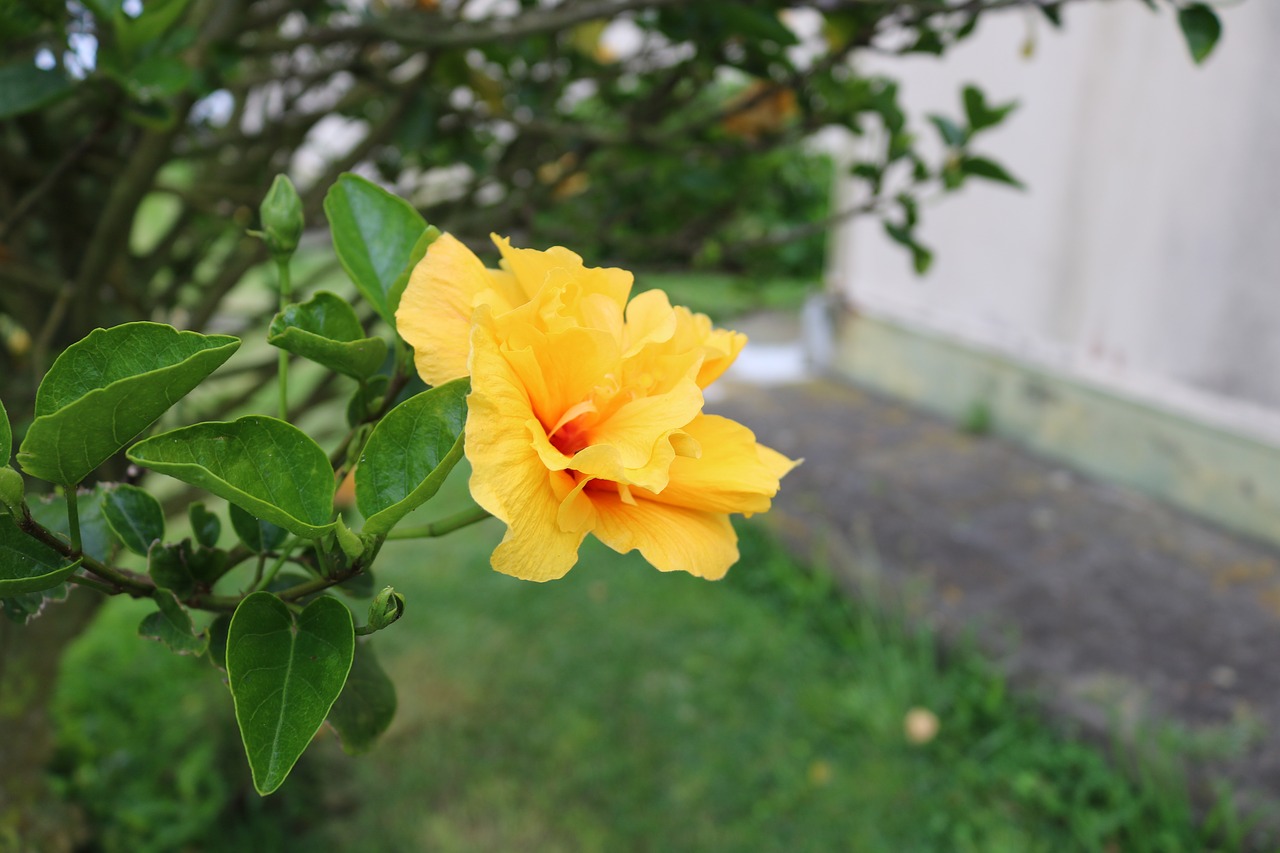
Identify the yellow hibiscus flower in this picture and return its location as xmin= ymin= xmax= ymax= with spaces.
xmin=396 ymin=233 xmax=797 ymax=581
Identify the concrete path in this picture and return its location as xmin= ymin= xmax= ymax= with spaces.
xmin=714 ymin=374 xmax=1280 ymax=831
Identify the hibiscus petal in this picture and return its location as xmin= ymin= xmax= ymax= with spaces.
xmin=466 ymin=310 xmax=586 ymax=581
xmin=587 ymin=378 xmax=703 ymax=471
xmin=589 ymin=489 xmax=739 ymax=580
xmin=398 ymin=233 xmax=522 ymax=385
xmin=646 ymin=414 xmax=799 ymax=515
xmin=492 ymin=234 xmax=633 ymax=311
xmin=622 ymin=288 xmax=677 ymax=356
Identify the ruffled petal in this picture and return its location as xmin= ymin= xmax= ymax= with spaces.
xmin=466 ymin=308 xmax=585 ymax=581
xmin=645 ymin=414 xmax=799 ymax=515
xmin=492 ymin=234 xmax=633 ymax=314
xmin=588 ymin=488 xmax=739 ymax=580
xmin=397 ymin=233 xmax=522 ymax=385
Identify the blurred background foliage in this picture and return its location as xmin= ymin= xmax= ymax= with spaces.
xmin=0 ymin=0 xmax=1034 ymax=414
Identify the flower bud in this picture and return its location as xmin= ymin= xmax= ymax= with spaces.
xmin=256 ymin=174 xmax=304 ymax=260
xmin=0 ymin=467 xmax=22 ymax=514
xmin=368 ymin=586 xmax=405 ymax=631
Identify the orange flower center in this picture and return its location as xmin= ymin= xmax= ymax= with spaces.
xmin=550 ymin=416 xmax=591 ymax=457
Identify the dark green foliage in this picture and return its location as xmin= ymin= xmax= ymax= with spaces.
xmin=355 ymin=379 xmax=469 ymax=535
xmin=227 ymin=593 xmax=355 ymax=795
xmin=129 ymin=417 xmax=336 ymax=538
xmin=0 ymin=0 xmax=1050 ymax=401
xmin=1177 ymin=3 xmax=1221 ymax=64
xmin=268 ymin=292 xmax=388 ymax=380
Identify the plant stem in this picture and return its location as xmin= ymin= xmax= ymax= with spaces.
xmin=275 ymin=257 xmax=292 ymax=420
xmin=314 ymin=540 xmax=332 ymax=578
xmin=64 ymin=574 xmax=117 ymax=595
xmin=64 ymin=488 xmax=81 ymax=553
xmin=256 ymin=538 xmax=297 ymax=592
xmin=250 ymin=553 xmax=267 ymax=590
xmin=385 ymin=504 xmax=492 ymax=540
xmin=19 ymin=509 xmax=154 ymax=598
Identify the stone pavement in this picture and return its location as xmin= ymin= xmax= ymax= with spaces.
xmin=713 ymin=375 xmax=1280 ymax=832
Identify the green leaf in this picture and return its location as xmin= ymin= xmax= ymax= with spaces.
xmin=884 ymin=222 xmax=934 ymax=276
xmin=961 ymin=85 xmax=1018 ymax=133
xmin=30 ymin=488 xmax=118 ymax=563
xmin=0 ymin=61 xmax=74 ymax=120
xmin=911 ymin=242 xmax=934 ymax=275
xmin=355 ymin=379 xmax=468 ymax=536
xmin=17 ymin=323 xmax=239 ymax=486
xmin=2 ymin=582 xmax=69 ymax=625
xmin=138 ymin=588 xmax=207 ymax=655
xmin=1178 ymin=3 xmax=1221 ymax=65
xmin=324 ymin=174 xmax=429 ymax=327
xmin=903 ymin=27 xmax=944 ymax=55
xmin=100 ymin=483 xmax=165 ymax=557
xmin=0 ymin=397 xmax=10 ymax=464
xmin=189 ymin=502 xmax=221 ymax=548
xmin=229 ymin=503 xmax=288 ymax=554
xmin=327 ymin=643 xmax=397 ymax=754
xmin=0 ymin=512 xmax=81 ymax=595
xmin=206 ymin=613 xmax=231 ymax=671
xmin=268 ymin=291 xmax=388 ymax=380
xmin=347 ymin=375 xmax=389 ymax=427
xmin=147 ymin=540 xmax=224 ymax=596
xmin=117 ymin=54 xmax=193 ymax=102
xmin=960 ymin=155 xmax=1025 ymax=189
xmin=3 ymin=589 xmax=58 ymax=625
xmin=227 ymin=592 xmax=355 ymax=795
xmin=128 ymin=416 xmax=335 ymax=538
xmin=116 ymin=0 xmax=192 ymax=62
xmin=927 ymin=114 xmax=968 ymax=148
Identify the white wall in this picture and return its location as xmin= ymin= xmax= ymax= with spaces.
xmin=830 ymin=0 xmax=1280 ymax=443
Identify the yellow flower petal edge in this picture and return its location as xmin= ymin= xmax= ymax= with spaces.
xmin=397 ymin=233 xmax=799 ymax=581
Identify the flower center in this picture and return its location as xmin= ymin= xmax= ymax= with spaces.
xmin=546 ymin=399 xmax=598 ymax=457
xmin=550 ymin=417 xmax=591 ymax=456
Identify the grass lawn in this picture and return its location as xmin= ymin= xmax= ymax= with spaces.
xmin=51 ymin=463 xmax=1245 ymax=852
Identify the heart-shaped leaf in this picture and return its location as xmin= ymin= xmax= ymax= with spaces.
xmin=227 ymin=592 xmax=355 ymax=795
xmin=268 ymin=291 xmax=388 ymax=379
xmin=356 ymin=378 xmax=468 ymax=536
xmin=0 ymin=512 xmax=81 ymax=595
xmin=327 ymin=642 xmax=397 ymax=755
xmin=138 ymin=588 xmax=208 ymax=656
xmin=17 ymin=323 xmax=239 ymax=486
xmin=101 ymin=483 xmax=165 ymax=557
xmin=324 ymin=174 xmax=432 ymax=327
xmin=128 ymin=416 xmax=335 ymax=538
xmin=229 ymin=503 xmax=288 ymax=554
